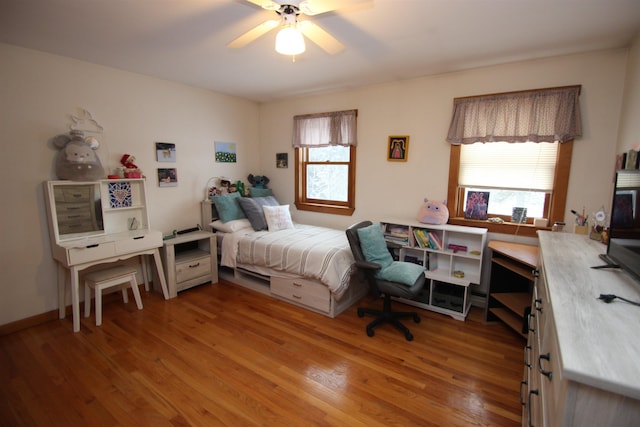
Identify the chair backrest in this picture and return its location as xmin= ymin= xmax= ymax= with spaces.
xmin=346 ymin=221 xmax=383 ymax=298
xmin=345 ymin=220 xmax=373 ymax=264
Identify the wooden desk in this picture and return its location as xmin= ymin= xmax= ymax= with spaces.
xmin=55 ymin=230 xmax=169 ymax=332
xmin=485 ymin=240 xmax=539 ymax=337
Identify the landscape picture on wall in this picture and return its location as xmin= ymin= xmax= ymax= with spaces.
xmin=215 ymin=141 xmax=237 ymax=163
xmin=465 ymin=191 xmax=490 ymax=220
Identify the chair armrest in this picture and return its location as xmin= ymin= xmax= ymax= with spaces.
xmin=354 ymin=260 xmax=382 ymax=271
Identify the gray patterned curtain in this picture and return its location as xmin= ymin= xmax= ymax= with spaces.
xmin=292 ymin=109 xmax=357 ymax=147
xmin=446 ymin=86 xmax=581 ymax=145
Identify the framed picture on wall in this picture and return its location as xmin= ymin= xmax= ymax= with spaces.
xmin=387 ymin=136 xmax=409 ymax=162
xmin=276 ymin=152 xmax=288 ymax=168
xmin=215 ymin=141 xmax=237 ymax=163
xmin=157 ymin=168 xmax=178 ymax=187
xmin=155 ymin=142 xmax=176 ymax=162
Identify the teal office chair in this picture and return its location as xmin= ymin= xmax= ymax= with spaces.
xmin=346 ymin=221 xmax=425 ymax=341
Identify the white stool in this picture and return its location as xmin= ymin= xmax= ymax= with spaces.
xmin=84 ymin=265 xmax=143 ymax=326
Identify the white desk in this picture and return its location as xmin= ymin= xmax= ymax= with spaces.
xmin=54 ymin=229 xmax=169 ymax=332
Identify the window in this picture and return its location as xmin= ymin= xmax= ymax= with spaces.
xmin=293 ymin=110 xmax=357 ymax=216
xmin=447 ymin=140 xmax=573 ymax=236
xmin=446 ymin=86 xmax=581 ymax=236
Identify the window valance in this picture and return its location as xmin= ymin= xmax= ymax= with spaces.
xmin=446 ymin=85 xmax=582 ymax=145
xmin=292 ymin=109 xmax=357 ymax=147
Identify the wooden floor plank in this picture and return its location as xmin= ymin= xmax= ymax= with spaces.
xmin=0 ymin=280 xmax=524 ymax=426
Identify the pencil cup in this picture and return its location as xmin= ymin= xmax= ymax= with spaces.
xmin=573 ymin=224 xmax=589 ymax=235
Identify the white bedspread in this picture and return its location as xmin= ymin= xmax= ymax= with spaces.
xmin=220 ymin=224 xmax=355 ymax=299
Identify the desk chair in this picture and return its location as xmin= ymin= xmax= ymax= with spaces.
xmin=346 ymin=221 xmax=425 ymax=341
xmin=84 ymin=265 xmax=142 ymax=326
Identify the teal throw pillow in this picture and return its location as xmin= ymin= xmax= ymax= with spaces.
xmin=377 ymin=261 xmax=424 ymax=286
xmin=356 ymin=223 xmax=393 ymax=269
xmin=212 ymin=192 xmax=246 ymax=223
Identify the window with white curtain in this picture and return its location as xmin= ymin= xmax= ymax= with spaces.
xmin=459 ymin=141 xmax=559 ymax=218
xmin=293 ymin=109 xmax=357 ymax=215
xmin=447 ymin=86 xmax=581 ymax=233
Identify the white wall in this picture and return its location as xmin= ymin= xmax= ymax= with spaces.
xmin=1 ymin=41 xmax=635 ymax=327
xmin=617 ymin=32 xmax=640 ymax=153
xmin=0 ymin=43 xmax=260 ymax=326
xmin=259 ymin=49 xmax=630 ymax=236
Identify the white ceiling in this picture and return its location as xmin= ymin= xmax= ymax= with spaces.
xmin=1 ymin=0 xmax=639 ymax=102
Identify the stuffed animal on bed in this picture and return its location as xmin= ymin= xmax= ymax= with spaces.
xmin=247 ymin=174 xmax=270 ymax=188
xmin=52 ymin=130 xmax=105 ymax=181
xmin=417 ymin=198 xmax=449 ymax=225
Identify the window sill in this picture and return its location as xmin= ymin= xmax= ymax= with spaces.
xmin=295 ymin=202 xmax=355 ymax=216
xmin=448 ymin=217 xmax=550 ymax=238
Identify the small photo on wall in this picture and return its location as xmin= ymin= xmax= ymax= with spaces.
xmin=156 ymin=142 xmax=176 ymax=162
xmin=276 ymin=152 xmax=288 ymax=168
xmin=215 ymin=141 xmax=237 ymax=163
xmin=387 ymin=136 xmax=409 ymax=161
xmin=157 ymin=168 xmax=177 ymax=187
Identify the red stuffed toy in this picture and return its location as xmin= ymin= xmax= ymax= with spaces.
xmin=120 ymin=154 xmax=142 ymax=178
xmin=120 ymin=154 xmax=138 ymax=169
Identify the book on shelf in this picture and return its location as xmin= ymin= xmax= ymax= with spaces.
xmin=413 ymin=229 xmax=426 ymax=248
xmin=427 ymin=231 xmax=443 ymax=250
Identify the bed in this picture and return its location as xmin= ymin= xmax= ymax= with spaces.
xmin=201 ymin=197 xmax=367 ymax=317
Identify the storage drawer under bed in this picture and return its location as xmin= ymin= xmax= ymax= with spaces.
xmin=270 ymin=276 xmax=331 ymax=313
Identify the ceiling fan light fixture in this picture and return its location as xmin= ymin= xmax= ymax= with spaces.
xmin=275 ymin=26 xmax=305 ymax=56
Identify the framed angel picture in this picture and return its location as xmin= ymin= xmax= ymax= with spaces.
xmin=387 ymin=136 xmax=409 ymax=162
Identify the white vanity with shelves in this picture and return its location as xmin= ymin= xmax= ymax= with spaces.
xmin=44 ymin=179 xmax=169 ymax=332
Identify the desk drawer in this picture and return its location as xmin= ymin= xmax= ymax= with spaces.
xmin=271 ymin=277 xmax=330 ymax=313
xmin=176 ymin=255 xmax=211 ymax=283
xmin=115 ymin=234 xmax=161 ymax=253
xmin=68 ymin=242 xmax=116 ymax=264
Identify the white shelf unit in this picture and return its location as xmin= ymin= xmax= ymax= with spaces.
xmin=381 ymin=219 xmax=487 ymax=320
xmin=45 ymin=178 xmax=152 ymax=244
xmin=99 ymin=179 xmax=149 ymax=235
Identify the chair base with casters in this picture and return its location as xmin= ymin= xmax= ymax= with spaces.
xmin=84 ymin=265 xmax=142 ymax=326
xmin=346 ymin=220 xmax=426 ymax=341
xmin=358 ymin=293 xmax=421 ymax=341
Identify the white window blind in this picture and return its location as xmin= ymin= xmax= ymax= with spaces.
xmin=459 ymin=142 xmax=558 ymax=191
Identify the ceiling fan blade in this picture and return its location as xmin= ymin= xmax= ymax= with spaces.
xmin=244 ymin=0 xmax=279 ymax=11
xmin=298 ymin=21 xmax=344 ymax=55
xmin=228 ymin=20 xmax=279 ymax=48
xmin=299 ymin=0 xmax=373 ymax=16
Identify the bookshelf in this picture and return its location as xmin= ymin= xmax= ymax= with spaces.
xmin=380 ymin=219 xmax=487 ymax=320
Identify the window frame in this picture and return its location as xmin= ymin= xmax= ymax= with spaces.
xmin=294 ymin=145 xmax=356 ymax=216
xmin=447 ymin=140 xmax=573 ymax=237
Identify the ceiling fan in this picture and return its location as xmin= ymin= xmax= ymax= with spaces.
xmin=228 ymin=0 xmax=371 ymax=56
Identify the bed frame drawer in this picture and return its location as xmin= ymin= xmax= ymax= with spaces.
xmin=271 ymin=277 xmax=331 ymax=313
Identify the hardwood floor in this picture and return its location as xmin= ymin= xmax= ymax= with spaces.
xmin=0 ymin=280 xmax=525 ymax=426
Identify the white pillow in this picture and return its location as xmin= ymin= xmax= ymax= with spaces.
xmin=210 ymin=218 xmax=252 ymax=233
xmin=263 ymin=205 xmax=294 ymax=232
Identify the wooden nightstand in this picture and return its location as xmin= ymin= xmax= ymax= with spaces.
xmin=162 ymin=230 xmax=217 ymax=298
